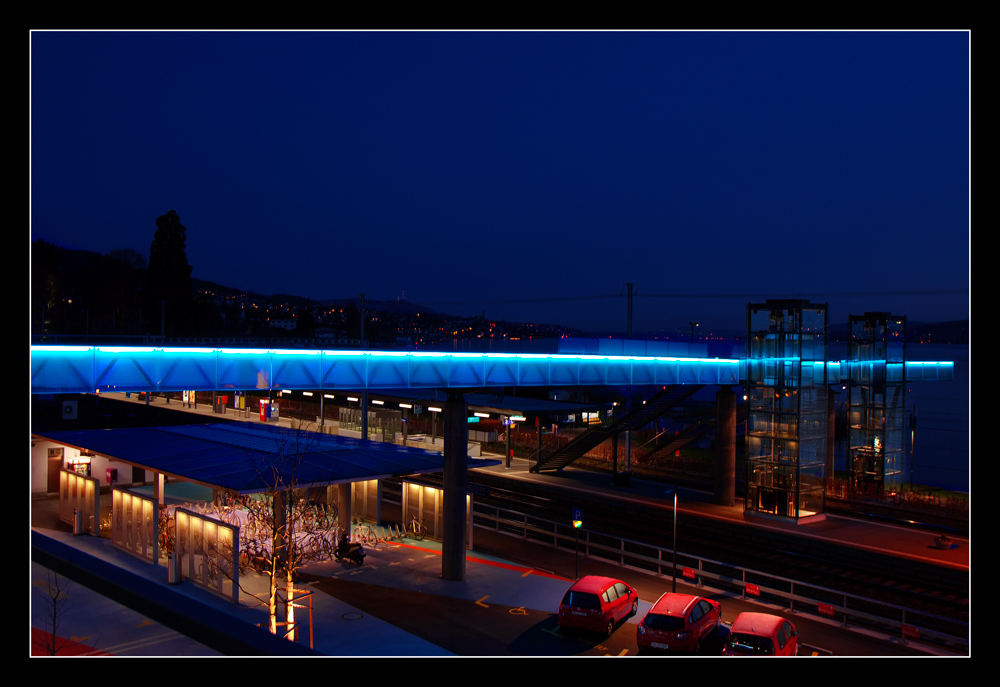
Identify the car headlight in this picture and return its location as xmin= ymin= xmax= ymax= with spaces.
xmin=677 ymin=631 xmax=690 ymax=639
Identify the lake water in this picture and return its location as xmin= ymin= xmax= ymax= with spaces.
xmin=833 ymin=342 xmax=970 ymax=493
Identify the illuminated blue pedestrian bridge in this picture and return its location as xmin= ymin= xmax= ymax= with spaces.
xmin=30 ymin=345 xmax=952 ymax=394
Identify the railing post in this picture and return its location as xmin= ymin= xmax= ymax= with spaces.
xmin=842 ymin=595 xmax=848 ymax=628
xmin=789 ymin=582 xmax=794 ymax=612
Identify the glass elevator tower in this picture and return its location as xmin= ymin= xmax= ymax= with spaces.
xmin=846 ymin=313 xmax=906 ymax=495
xmin=745 ymin=300 xmax=828 ymax=522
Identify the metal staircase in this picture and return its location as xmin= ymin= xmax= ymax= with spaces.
xmin=645 ymin=404 xmax=747 ymax=462
xmin=530 ymin=385 xmax=704 ymax=473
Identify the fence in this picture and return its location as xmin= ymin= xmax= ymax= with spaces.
xmin=471 ymin=502 xmax=968 ymax=652
xmin=110 ymin=487 xmax=159 ymax=564
xmin=174 ymin=507 xmax=240 ymax=604
xmin=59 ymin=469 xmax=100 ymax=535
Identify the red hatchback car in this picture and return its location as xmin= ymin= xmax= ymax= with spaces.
xmin=557 ymin=575 xmax=638 ymax=637
xmin=636 ymin=593 xmax=722 ymax=653
xmin=723 ymin=612 xmax=798 ymax=656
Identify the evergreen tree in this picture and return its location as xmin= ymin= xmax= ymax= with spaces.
xmin=144 ymin=210 xmax=194 ymax=336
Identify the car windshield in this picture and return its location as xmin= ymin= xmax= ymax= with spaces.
xmin=562 ymin=591 xmax=601 ymax=610
xmin=643 ymin=614 xmax=686 ymax=631
xmin=726 ymin=633 xmax=774 ymax=655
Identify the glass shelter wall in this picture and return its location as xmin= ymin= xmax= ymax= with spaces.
xmin=745 ymin=300 xmax=828 ymax=522
xmin=847 ymin=314 xmax=906 ymax=494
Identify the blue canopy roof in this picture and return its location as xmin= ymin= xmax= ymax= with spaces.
xmin=33 ymin=422 xmax=499 ymax=494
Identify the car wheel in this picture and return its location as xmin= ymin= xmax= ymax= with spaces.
xmin=631 ymin=599 xmax=638 ymax=617
xmin=606 ymin=619 xmax=615 ymax=637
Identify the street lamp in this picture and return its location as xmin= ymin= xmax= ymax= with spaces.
xmin=689 ymin=322 xmax=698 ymax=344
xmin=665 ymin=487 xmax=678 ymax=592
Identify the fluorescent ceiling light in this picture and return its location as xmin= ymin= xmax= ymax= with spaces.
xmin=399 ymin=403 xmax=412 ymax=409
xmin=428 ymin=407 xmax=442 ymax=412
xmin=474 ymin=412 xmax=490 ymax=418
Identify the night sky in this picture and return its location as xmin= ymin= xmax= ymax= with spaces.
xmin=30 ymin=31 xmax=970 ymax=335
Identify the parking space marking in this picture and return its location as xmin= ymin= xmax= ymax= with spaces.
xmin=476 ymin=596 xmax=490 ymax=608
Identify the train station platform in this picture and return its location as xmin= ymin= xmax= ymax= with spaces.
xmin=469 ymin=455 xmax=969 ymax=574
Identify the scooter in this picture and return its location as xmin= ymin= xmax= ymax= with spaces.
xmin=334 ymin=529 xmax=366 ymax=565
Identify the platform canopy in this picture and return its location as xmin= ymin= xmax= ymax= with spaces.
xmin=32 ymin=422 xmax=500 ymax=494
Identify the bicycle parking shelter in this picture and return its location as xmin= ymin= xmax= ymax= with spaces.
xmin=32 ymin=422 xmax=500 ymax=550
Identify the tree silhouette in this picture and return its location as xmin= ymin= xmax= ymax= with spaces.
xmin=145 ymin=210 xmax=194 ymax=336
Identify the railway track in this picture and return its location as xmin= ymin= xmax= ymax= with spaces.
xmin=384 ymin=471 xmax=968 ymax=643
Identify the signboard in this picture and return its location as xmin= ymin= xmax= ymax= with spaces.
xmin=572 ymin=507 xmax=583 ymax=528
xmin=901 ymin=624 xmax=920 ymax=640
xmin=682 ymin=567 xmax=696 ymax=579
xmin=467 ymin=416 xmax=480 ymax=423
xmin=745 ymin=583 xmax=760 ymax=596
xmin=818 ymin=602 xmax=836 ymax=617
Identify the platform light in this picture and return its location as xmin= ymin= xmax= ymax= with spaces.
xmin=399 ymin=403 xmax=412 ymax=409
xmin=302 ymin=392 xmax=313 ymax=396
xmin=511 ymin=415 xmax=526 ymax=422
xmin=324 ymin=394 xmax=335 ymax=399
xmin=474 ymin=412 xmax=490 ymax=418
xmin=372 ymin=399 xmax=384 ymax=405
xmin=347 ymin=397 xmax=358 ymax=402
xmin=428 ymin=407 xmax=442 ymax=412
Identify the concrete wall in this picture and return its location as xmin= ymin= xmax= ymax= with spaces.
xmin=31 ymin=439 xmax=148 ymax=494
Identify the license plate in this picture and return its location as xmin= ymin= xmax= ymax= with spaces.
xmin=652 ymin=642 xmax=669 ymax=649
xmin=572 ymin=611 xmax=587 ymax=616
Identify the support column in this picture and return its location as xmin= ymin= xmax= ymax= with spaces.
xmin=536 ymin=416 xmax=542 ymax=470
xmin=442 ymin=393 xmax=468 ymax=581
xmin=361 ymin=389 xmax=369 ymax=440
xmin=319 ymin=393 xmax=324 ymax=429
xmin=714 ymin=386 xmax=736 ymax=507
xmin=505 ymin=416 xmax=511 ymax=469
xmin=827 ymin=387 xmax=836 ymax=488
xmin=154 ymin=472 xmax=165 ymax=506
xmin=338 ymin=483 xmax=352 ymax=532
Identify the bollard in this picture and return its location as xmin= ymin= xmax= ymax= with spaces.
xmin=73 ymin=508 xmax=82 ymax=535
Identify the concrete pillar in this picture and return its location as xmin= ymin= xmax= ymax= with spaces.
xmin=505 ymin=416 xmax=511 ymax=469
xmin=536 ymin=416 xmax=542 ymax=470
xmin=827 ymin=387 xmax=836 ymax=488
xmin=319 ymin=393 xmax=324 ymax=428
xmin=361 ymin=389 xmax=369 ymax=440
xmin=441 ymin=393 xmax=468 ymax=581
xmin=338 ymin=483 xmax=352 ymax=532
xmin=402 ymin=408 xmax=408 ymax=442
xmin=714 ymin=386 xmax=736 ymax=506
xmin=154 ymin=472 xmax=165 ymax=506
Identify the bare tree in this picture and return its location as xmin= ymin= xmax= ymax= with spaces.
xmin=193 ymin=422 xmax=340 ymax=642
xmin=32 ymin=570 xmax=78 ymax=655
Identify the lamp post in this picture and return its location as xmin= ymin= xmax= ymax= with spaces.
xmin=666 ymin=487 xmax=678 ymax=592
xmin=689 ymin=322 xmax=698 ymax=344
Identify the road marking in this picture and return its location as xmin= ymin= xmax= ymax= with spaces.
xmin=136 ymin=620 xmax=153 ymax=627
xmin=71 ymin=636 xmax=92 ymax=642
xmin=509 ymin=607 xmax=527 ymax=615
xmin=542 ymin=625 xmax=563 ymax=637
xmin=521 ymin=569 xmax=534 ymax=577
xmin=476 ymin=596 xmax=490 ymax=608
xmin=604 ymin=649 xmax=629 ymax=656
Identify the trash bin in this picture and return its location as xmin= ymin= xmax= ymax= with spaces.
xmin=168 ymin=552 xmax=181 ymax=584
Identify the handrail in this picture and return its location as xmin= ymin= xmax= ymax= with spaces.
xmin=470 ymin=501 xmax=968 ymax=652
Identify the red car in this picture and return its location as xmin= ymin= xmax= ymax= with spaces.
xmin=557 ymin=575 xmax=638 ymax=637
xmin=636 ymin=593 xmax=722 ymax=653
xmin=723 ymin=612 xmax=799 ymax=656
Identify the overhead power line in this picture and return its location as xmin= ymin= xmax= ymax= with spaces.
xmin=422 ymin=289 xmax=967 ymax=307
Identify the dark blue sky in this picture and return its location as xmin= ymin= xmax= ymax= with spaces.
xmin=30 ymin=31 xmax=970 ymax=335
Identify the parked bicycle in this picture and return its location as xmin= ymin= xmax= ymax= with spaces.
xmin=407 ymin=515 xmax=426 ymax=541
xmin=354 ymin=522 xmax=380 ymax=549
